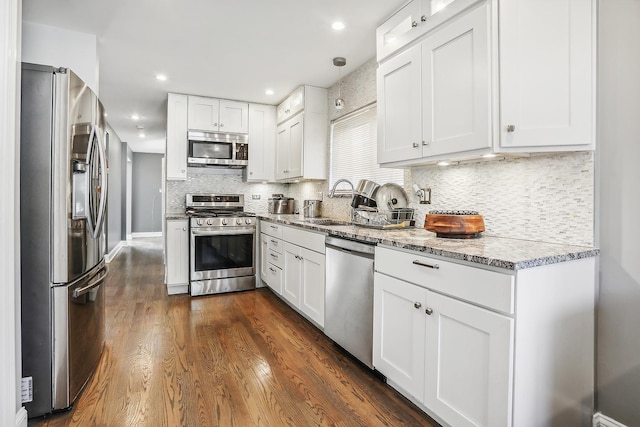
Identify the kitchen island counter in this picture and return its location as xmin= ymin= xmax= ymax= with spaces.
xmin=257 ymin=214 xmax=598 ymax=271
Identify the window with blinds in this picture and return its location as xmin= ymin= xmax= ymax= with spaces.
xmin=329 ymin=103 xmax=404 ymax=193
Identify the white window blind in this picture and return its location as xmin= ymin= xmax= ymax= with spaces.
xmin=329 ymin=104 xmax=403 ymax=193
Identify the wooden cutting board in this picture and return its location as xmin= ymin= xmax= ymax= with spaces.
xmin=424 ymin=210 xmax=485 ymax=238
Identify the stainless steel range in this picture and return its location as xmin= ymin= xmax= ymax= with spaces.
xmin=187 ymin=194 xmax=256 ymax=296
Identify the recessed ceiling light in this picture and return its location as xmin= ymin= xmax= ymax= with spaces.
xmin=265 ymin=89 xmax=274 ymax=95
xmin=332 ymin=21 xmax=345 ymax=31
xmin=155 ymin=74 xmax=167 ymax=81
xmin=138 ymin=132 xmax=146 ymax=138
xmin=130 ymin=114 xmax=140 ymax=120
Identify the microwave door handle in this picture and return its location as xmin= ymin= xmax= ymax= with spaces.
xmin=92 ymin=127 xmax=108 ymax=239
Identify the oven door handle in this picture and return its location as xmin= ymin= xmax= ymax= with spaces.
xmin=191 ymin=228 xmax=255 ymax=237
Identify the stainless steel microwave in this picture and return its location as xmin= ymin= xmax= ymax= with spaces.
xmin=187 ymin=131 xmax=248 ymax=168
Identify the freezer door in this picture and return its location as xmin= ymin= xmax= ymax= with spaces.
xmin=52 ymin=262 xmax=107 ymax=410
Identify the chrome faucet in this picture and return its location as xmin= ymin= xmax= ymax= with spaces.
xmin=329 ymin=179 xmax=355 ymax=222
xmin=329 ymin=178 xmax=354 ymax=199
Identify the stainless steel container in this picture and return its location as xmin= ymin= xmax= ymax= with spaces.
xmin=355 ymin=179 xmax=380 ymax=198
xmin=268 ymin=195 xmax=295 ymax=214
xmin=303 ymin=200 xmax=322 ymax=218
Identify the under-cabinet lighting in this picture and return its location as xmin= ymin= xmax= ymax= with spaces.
xmin=437 ymin=161 xmax=451 ymax=167
xmin=332 ymin=21 xmax=345 ymax=31
xmin=482 ymin=153 xmax=497 ymax=158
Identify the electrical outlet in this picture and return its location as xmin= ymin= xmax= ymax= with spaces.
xmin=252 ymin=194 xmax=260 ymax=200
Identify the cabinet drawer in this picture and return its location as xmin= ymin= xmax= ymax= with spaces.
xmin=375 ymin=246 xmax=515 ymax=314
xmin=262 ymin=221 xmax=283 ymax=238
xmin=267 ymin=236 xmax=283 ymax=254
xmin=266 ymin=263 xmax=283 ymax=294
xmin=282 ymin=225 xmax=325 ymax=254
xmin=267 ymin=249 xmax=283 ymax=268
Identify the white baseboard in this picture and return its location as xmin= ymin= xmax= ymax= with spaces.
xmin=594 ymin=412 xmax=628 ymax=427
xmin=16 ymin=407 xmax=27 ymax=427
xmin=167 ymin=284 xmax=189 ymax=295
xmin=130 ymin=232 xmax=162 ymax=238
xmin=105 ymin=240 xmax=127 ymax=263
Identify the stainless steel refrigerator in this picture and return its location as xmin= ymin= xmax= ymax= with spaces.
xmin=20 ymin=63 xmax=108 ymax=417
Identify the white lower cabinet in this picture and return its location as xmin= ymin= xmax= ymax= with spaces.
xmin=374 ymin=272 xmax=513 ymax=427
xmin=259 ymin=220 xmax=326 ymax=328
xmin=165 ymin=219 xmax=189 ymax=295
xmin=374 ymin=246 xmax=595 ymax=427
xmin=283 ymin=242 xmax=325 ymax=327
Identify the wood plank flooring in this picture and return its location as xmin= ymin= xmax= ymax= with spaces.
xmin=30 ymin=238 xmax=438 ymax=427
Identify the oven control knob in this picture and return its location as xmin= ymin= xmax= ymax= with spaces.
xmin=197 ymin=219 xmax=204 ymax=226
xmin=221 ymin=218 xmax=228 ymax=226
xmin=236 ymin=218 xmax=243 ymax=225
xmin=245 ymin=218 xmax=252 ymax=225
xmin=207 ymin=219 xmax=214 ymax=226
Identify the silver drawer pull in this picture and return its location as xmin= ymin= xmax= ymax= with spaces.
xmin=270 ymin=225 xmax=278 ymax=229
xmin=270 ymin=253 xmax=278 ymax=258
xmin=412 ymin=260 xmax=440 ymax=269
xmin=269 ymin=267 xmax=276 ymax=273
xmin=271 ymin=239 xmax=278 ymax=245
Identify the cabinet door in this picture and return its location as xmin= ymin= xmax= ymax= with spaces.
xmin=219 ymin=100 xmax=249 ymax=133
xmin=377 ymin=46 xmax=423 ymax=164
xmin=499 ymin=0 xmax=594 ymax=150
xmin=188 ymin=96 xmax=220 ymax=132
xmin=373 ymin=273 xmax=426 ymax=401
xmin=287 ymin=114 xmax=304 ymax=179
xmin=300 ymin=248 xmax=325 ymax=327
xmin=424 ymin=290 xmax=513 ymax=427
xmin=282 ymin=242 xmax=301 ymax=307
xmin=165 ymin=220 xmax=189 ymax=288
xmin=260 ymin=233 xmax=269 ymax=282
xmin=246 ymin=104 xmax=276 ymax=182
xmin=166 ymin=94 xmax=188 ymax=180
xmin=376 ymin=0 xmax=422 ymax=61
xmin=275 ymin=123 xmax=290 ymax=180
xmin=421 ymin=2 xmax=491 ymax=157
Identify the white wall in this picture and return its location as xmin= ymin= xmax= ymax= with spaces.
xmin=596 ymin=1 xmax=640 ymax=425
xmin=1 ymin=0 xmax=27 ymax=425
xmin=22 ymin=21 xmax=98 ymax=94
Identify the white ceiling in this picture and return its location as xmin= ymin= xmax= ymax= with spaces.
xmin=22 ymin=0 xmax=406 ymax=153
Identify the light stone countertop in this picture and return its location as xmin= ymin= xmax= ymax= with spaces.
xmin=166 ymin=213 xmax=189 ymax=220
xmin=257 ymin=214 xmax=599 ymax=271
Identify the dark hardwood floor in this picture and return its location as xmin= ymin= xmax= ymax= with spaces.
xmin=30 ymin=238 xmax=438 ymax=427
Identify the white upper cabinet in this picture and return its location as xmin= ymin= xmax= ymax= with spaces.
xmin=275 ymin=85 xmax=327 ymax=182
xmin=244 ymin=103 xmax=276 ymax=182
xmin=498 ymin=0 xmax=595 ymax=151
xmin=378 ymin=2 xmax=491 ymax=164
xmin=376 ymin=0 xmax=596 ymax=167
xmin=166 ymin=93 xmax=188 ymax=180
xmin=188 ymin=95 xmax=249 ymax=134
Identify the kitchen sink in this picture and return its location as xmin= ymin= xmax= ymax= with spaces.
xmin=301 ymin=218 xmax=350 ymax=226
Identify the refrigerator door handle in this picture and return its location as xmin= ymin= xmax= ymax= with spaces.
xmin=93 ymin=126 xmax=108 ymax=238
xmin=72 ymin=265 xmax=108 ymax=298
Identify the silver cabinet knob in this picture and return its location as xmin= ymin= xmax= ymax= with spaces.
xmin=422 ymin=141 xmax=429 ymax=146
xmin=182 ymin=227 xmax=186 ymax=231
xmin=421 ymin=15 xmax=427 ymax=22
xmin=506 ymin=124 xmax=516 ymax=132
xmin=425 ymin=307 xmax=433 ymax=316
xmin=411 ymin=21 xmax=418 ymax=27
xmin=214 ymin=123 xmax=218 ymax=127
xmin=413 ymin=142 xmax=419 ymax=148
xmin=220 ymin=123 xmax=224 ymax=127
xmin=414 ymin=302 xmax=422 ymax=309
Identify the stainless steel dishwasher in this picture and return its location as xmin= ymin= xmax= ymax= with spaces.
xmin=325 ymin=236 xmax=375 ymax=369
